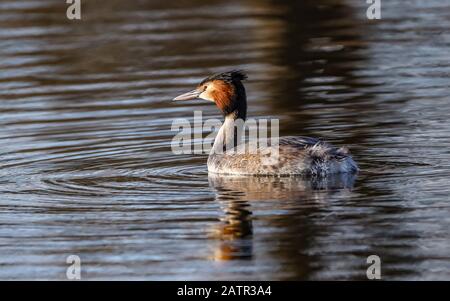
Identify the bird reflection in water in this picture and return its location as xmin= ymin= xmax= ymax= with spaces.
xmin=207 ymin=173 xmax=357 ymax=261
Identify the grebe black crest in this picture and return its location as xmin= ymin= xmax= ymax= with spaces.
xmin=173 ymin=70 xmax=359 ymax=176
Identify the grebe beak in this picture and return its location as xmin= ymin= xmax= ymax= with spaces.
xmin=173 ymin=89 xmax=200 ymax=101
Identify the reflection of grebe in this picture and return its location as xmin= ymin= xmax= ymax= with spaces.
xmin=173 ymin=70 xmax=358 ymax=176
xmin=208 ymin=172 xmax=356 ymax=201
xmin=207 ymin=173 xmax=356 ymax=261
xmin=208 ymin=194 xmax=253 ymax=261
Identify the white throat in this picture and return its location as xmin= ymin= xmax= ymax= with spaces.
xmin=210 ymin=114 xmax=244 ymax=155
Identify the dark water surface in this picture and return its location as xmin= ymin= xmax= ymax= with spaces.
xmin=1 ymin=0 xmax=449 ymax=280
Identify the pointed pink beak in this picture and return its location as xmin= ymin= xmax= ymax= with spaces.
xmin=173 ymin=89 xmax=201 ymax=101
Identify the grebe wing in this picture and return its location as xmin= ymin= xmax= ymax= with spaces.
xmin=278 ymin=136 xmax=350 ymax=159
xmin=229 ymin=136 xmax=350 ymax=159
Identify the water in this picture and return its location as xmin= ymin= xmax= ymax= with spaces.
xmin=0 ymin=0 xmax=449 ymax=280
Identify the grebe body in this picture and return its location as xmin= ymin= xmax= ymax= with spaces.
xmin=207 ymin=136 xmax=358 ymax=176
xmin=173 ymin=70 xmax=358 ymax=176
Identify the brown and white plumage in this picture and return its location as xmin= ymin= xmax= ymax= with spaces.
xmin=208 ymin=136 xmax=357 ymax=176
xmin=173 ymin=70 xmax=358 ymax=176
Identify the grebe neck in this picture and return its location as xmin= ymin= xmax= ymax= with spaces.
xmin=210 ymin=79 xmax=247 ymax=155
xmin=210 ymin=109 xmax=246 ymax=155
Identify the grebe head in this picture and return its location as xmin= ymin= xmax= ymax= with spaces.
xmin=173 ymin=70 xmax=248 ymax=119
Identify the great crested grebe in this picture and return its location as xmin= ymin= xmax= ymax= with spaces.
xmin=173 ymin=70 xmax=358 ymax=176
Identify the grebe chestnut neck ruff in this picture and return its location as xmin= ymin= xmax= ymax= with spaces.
xmin=173 ymin=70 xmax=358 ymax=176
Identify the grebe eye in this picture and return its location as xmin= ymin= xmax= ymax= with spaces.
xmin=203 ymin=85 xmax=207 ymax=91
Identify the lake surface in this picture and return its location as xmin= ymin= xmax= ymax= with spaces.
xmin=0 ymin=0 xmax=449 ymax=280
